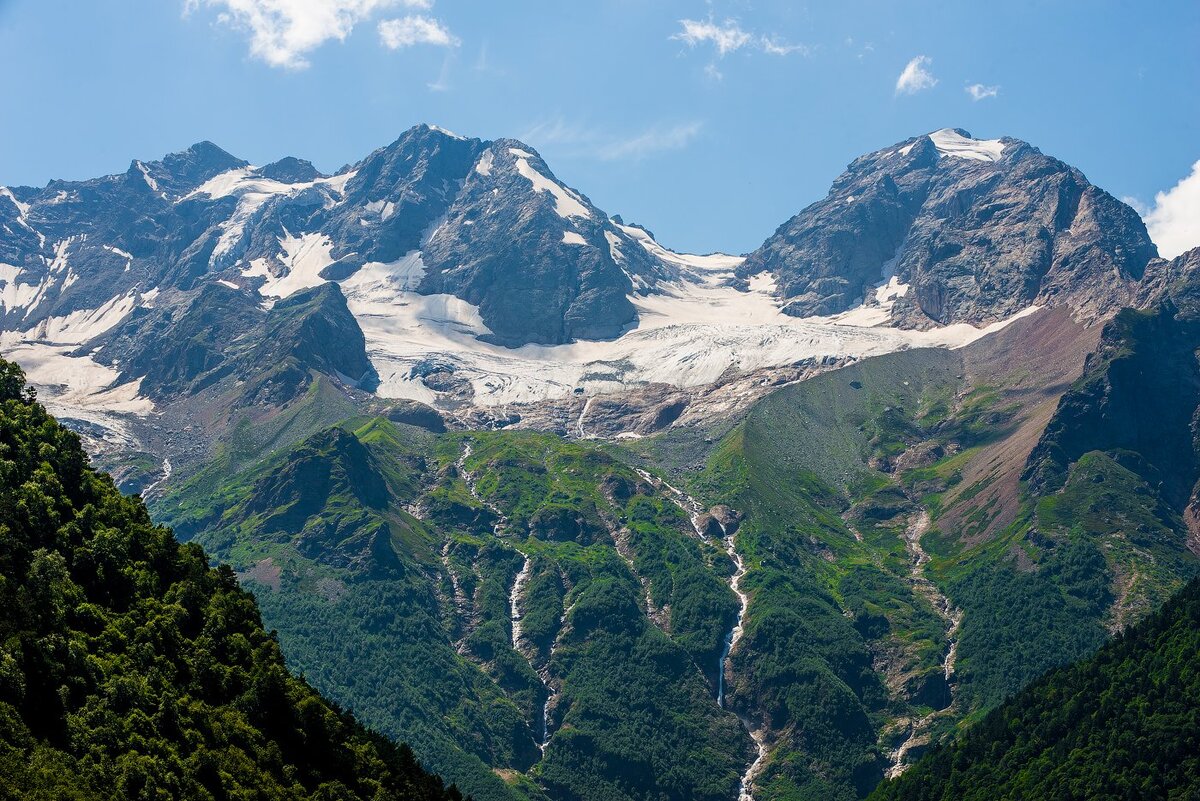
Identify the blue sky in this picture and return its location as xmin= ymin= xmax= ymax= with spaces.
xmin=1 ymin=0 xmax=1197 ymax=255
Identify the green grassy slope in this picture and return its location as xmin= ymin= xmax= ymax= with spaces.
xmin=675 ymin=308 xmax=1198 ymax=798
xmin=141 ymin=294 xmax=1200 ymax=801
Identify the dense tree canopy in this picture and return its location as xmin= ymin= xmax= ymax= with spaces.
xmin=870 ymin=576 xmax=1200 ymax=801
xmin=0 ymin=359 xmax=463 ymax=800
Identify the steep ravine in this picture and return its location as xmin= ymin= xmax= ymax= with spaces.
xmin=456 ymin=442 xmax=556 ymax=750
xmin=885 ymin=510 xmax=963 ymax=779
xmin=636 ymin=469 xmax=769 ymax=801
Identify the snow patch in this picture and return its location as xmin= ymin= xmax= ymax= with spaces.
xmin=615 ymin=222 xmax=744 ymax=274
xmin=252 ymin=232 xmax=336 ymax=299
xmin=135 ymin=161 xmax=159 ymax=192
xmin=0 ymin=341 xmax=153 ymax=417
xmin=428 ymin=125 xmax=466 ymax=140
xmin=0 ymin=264 xmax=43 ymax=311
xmin=364 ymin=199 xmax=396 ymax=220
xmin=28 ymin=292 xmax=140 ymax=345
xmin=929 ymin=129 xmax=1006 ymax=162
xmin=187 ymin=167 xmax=355 ymax=265
xmin=509 ymin=149 xmax=591 ymax=219
xmin=0 ymin=186 xmax=30 ymax=217
xmin=217 ymin=279 xmax=240 ymax=290
xmin=474 ymin=150 xmax=494 ymax=176
xmin=561 ymin=231 xmax=587 ymax=246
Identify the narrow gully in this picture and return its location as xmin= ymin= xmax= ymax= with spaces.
xmin=635 ymin=468 xmax=768 ymax=801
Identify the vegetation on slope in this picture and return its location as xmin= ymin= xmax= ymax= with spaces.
xmin=0 ymin=359 xmax=459 ymax=800
xmin=156 ymin=423 xmax=749 ymax=801
xmin=869 ymin=577 xmax=1200 ymax=801
xmin=683 ymin=320 xmax=1198 ymax=799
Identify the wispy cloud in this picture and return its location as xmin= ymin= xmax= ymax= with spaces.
xmin=597 ymin=122 xmax=704 ymax=161
xmin=426 ymin=52 xmax=454 ymax=91
xmin=965 ymin=82 xmax=1000 ymax=101
xmin=672 ymin=17 xmax=810 ymax=60
xmin=673 ymin=18 xmax=753 ymax=56
xmin=1143 ymin=159 xmax=1200 ymax=259
xmin=895 ymin=55 xmax=937 ymax=95
xmin=185 ymin=0 xmax=453 ymax=69
xmin=521 ymin=119 xmax=704 ymax=162
xmin=761 ymin=36 xmax=811 ymax=57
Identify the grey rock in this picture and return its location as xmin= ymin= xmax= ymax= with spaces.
xmin=740 ymin=129 xmax=1158 ymax=327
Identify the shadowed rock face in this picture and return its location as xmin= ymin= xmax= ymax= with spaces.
xmin=1025 ymin=247 xmax=1200 ymax=508
xmin=740 ymin=129 xmax=1158 ymax=327
xmin=94 ymin=282 xmax=375 ymax=403
xmin=417 ymin=140 xmax=665 ymax=346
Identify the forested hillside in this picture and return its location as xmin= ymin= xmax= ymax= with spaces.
xmin=869 ymin=577 xmax=1200 ymax=800
xmin=0 ymin=359 xmax=460 ymax=801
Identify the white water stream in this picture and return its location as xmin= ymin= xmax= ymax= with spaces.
xmin=575 ymin=396 xmax=594 ymax=439
xmin=457 ymin=441 xmax=557 ymax=752
xmin=635 ymin=468 xmax=768 ymax=801
xmin=886 ymin=510 xmax=963 ymax=778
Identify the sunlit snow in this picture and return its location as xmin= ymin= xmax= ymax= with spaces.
xmin=929 ymin=129 xmax=1006 ymax=162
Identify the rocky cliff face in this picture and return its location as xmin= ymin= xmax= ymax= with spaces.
xmin=1026 ymin=247 xmax=1200 ymax=513
xmin=417 ymin=140 xmax=667 ymax=345
xmin=740 ymin=129 xmax=1159 ymax=327
xmin=0 ymin=125 xmax=667 ymax=351
xmin=94 ymin=281 xmax=374 ymax=404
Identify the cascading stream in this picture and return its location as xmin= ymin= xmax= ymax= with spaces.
xmin=510 ymin=553 xmax=534 ymax=650
xmin=635 ymin=468 xmax=768 ymax=801
xmin=458 ymin=441 xmax=556 ymax=753
xmin=885 ymin=509 xmax=963 ymax=779
xmin=575 ymin=396 xmax=594 ymax=440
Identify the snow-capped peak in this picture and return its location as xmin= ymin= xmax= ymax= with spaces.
xmin=928 ymin=128 xmax=1006 ymax=162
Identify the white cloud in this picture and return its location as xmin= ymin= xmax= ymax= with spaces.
xmin=184 ymin=0 xmax=448 ymax=68
xmin=760 ymin=36 xmax=810 ymax=57
xmin=378 ymin=14 xmax=458 ymax=49
xmin=1143 ymin=160 xmax=1200 ymax=259
xmin=965 ymin=82 xmax=1000 ymax=101
xmin=895 ymin=55 xmax=937 ymax=95
xmin=672 ymin=17 xmax=809 ymax=60
xmin=673 ymin=18 xmax=753 ymax=56
xmin=521 ymin=119 xmax=704 ymax=162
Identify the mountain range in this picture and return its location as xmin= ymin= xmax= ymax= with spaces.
xmin=2 ymin=124 xmax=1198 ymax=801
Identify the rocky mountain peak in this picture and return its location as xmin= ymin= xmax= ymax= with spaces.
xmin=259 ymin=156 xmax=324 ymax=183
xmin=142 ymin=140 xmax=250 ymax=197
xmin=740 ymin=128 xmax=1158 ymax=327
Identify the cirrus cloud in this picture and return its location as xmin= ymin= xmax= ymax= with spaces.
xmin=521 ymin=118 xmax=704 ymax=162
xmin=672 ymin=17 xmax=810 ymax=60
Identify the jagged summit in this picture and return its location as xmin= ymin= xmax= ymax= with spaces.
xmin=0 ymin=123 xmax=1172 ymax=429
xmin=740 ymin=128 xmax=1157 ymax=326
